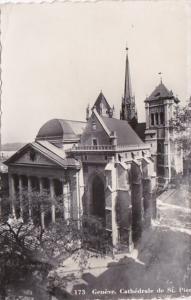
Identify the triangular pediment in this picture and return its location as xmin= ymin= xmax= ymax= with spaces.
xmin=17 ymin=148 xmax=55 ymax=166
xmin=5 ymin=143 xmax=61 ymax=167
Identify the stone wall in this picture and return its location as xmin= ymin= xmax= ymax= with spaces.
xmin=80 ymin=114 xmax=110 ymax=146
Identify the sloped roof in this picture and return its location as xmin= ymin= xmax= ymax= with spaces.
xmin=147 ymin=82 xmax=174 ymax=101
xmin=133 ymin=122 xmax=146 ymax=142
xmin=36 ymin=119 xmax=86 ymax=142
xmin=4 ymin=141 xmax=80 ymax=169
xmin=101 ymin=116 xmax=145 ymax=146
xmin=93 ymin=92 xmax=111 ymax=112
xmin=37 ymin=140 xmax=66 ymax=159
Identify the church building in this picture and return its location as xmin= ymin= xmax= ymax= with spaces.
xmin=5 ymin=47 xmax=183 ymax=251
xmin=120 ymin=48 xmax=183 ymax=187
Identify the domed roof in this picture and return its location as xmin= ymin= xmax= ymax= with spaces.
xmin=36 ymin=119 xmax=86 ymax=143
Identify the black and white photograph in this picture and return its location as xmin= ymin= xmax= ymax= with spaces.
xmin=0 ymin=1 xmax=191 ymax=299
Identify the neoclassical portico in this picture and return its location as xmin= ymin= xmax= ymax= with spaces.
xmin=9 ymin=174 xmax=70 ymax=226
xmin=5 ymin=141 xmax=83 ymax=228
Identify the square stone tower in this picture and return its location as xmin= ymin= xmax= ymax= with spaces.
xmin=144 ymin=81 xmax=183 ymax=187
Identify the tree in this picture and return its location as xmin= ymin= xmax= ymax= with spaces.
xmin=170 ymin=97 xmax=191 ymax=156
xmin=0 ymin=189 xmax=111 ymax=298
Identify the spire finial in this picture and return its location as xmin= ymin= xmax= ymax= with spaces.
xmin=158 ymin=72 xmax=163 ymax=84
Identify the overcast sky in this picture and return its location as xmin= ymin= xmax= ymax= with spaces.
xmin=1 ymin=1 xmax=191 ymax=143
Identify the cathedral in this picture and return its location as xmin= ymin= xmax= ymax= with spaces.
xmin=4 ymin=48 xmax=183 ymax=251
xmin=120 ymin=48 xmax=183 ymax=187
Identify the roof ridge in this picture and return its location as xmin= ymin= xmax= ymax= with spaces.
xmin=93 ymin=109 xmax=111 ymax=137
xmin=57 ymin=119 xmax=86 ymax=123
xmin=33 ymin=142 xmax=79 ymax=168
xmin=93 ymin=91 xmax=111 ymax=109
xmin=101 ymin=115 xmax=145 ymax=146
xmin=102 ymin=115 xmax=130 ymax=123
xmin=33 ymin=142 xmax=65 ymax=164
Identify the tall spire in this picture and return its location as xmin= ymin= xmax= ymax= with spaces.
xmin=120 ymin=47 xmax=138 ymax=126
xmin=124 ymin=47 xmax=132 ymax=101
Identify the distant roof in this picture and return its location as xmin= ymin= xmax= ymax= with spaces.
xmin=147 ymin=82 xmax=174 ymax=101
xmin=36 ymin=119 xmax=86 ymax=143
xmin=5 ymin=141 xmax=80 ymax=169
xmin=101 ymin=116 xmax=145 ymax=146
xmin=1 ymin=143 xmax=25 ymax=151
xmin=133 ymin=122 xmax=146 ymax=142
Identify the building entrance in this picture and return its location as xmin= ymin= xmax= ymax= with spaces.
xmin=92 ymin=175 xmax=105 ymax=220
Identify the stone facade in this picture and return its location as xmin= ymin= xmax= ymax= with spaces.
xmin=68 ymin=107 xmax=156 ymax=250
xmin=4 ymin=50 xmax=161 ymax=252
xmin=4 ymin=142 xmax=82 ymax=228
xmin=5 ymin=101 xmax=157 ymax=252
xmin=120 ymin=49 xmax=183 ymax=187
xmin=144 ymin=82 xmax=183 ymax=187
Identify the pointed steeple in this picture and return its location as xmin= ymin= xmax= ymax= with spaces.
xmin=124 ymin=47 xmax=132 ymax=102
xmin=120 ymin=47 xmax=138 ymax=126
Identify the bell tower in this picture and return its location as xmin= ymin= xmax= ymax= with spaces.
xmin=144 ymin=80 xmax=181 ymax=187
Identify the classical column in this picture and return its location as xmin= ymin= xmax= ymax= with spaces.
xmin=39 ymin=178 xmax=45 ymax=229
xmin=49 ymin=178 xmax=56 ymax=223
xmin=18 ymin=176 xmax=23 ymax=220
xmin=77 ymin=168 xmax=84 ymax=221
xmin=62 ymin=180 xmax=70 ymax=221
xmin=8 ymin=174 xmax=16 ymax=218
xmin=72 ymin=170 xmax=84 ymax=230
xmin=28 ymin=177 xmax=32 ymax=220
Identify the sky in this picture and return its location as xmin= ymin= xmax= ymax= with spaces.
xmin=1 ymin=1 xmax=191 ymax=143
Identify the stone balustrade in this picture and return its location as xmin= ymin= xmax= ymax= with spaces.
xmin=67 ymin=143 xmax=150 ymax=152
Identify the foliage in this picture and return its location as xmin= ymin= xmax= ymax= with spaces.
xmin=0 ymin=190 xmax=111 ymax=297
xmin=170 ymin=98 xmax=191 ymax=156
